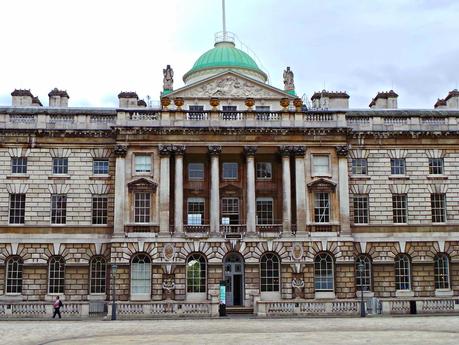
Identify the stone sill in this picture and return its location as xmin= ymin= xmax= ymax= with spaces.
xmin=6 ymin=174 xmax=30 ymax=179
xmin=88 ymin=294 xmax=107 ymax=301
xmin=312 ymin=174 xmax=332 ymax=179
xmin=89 ymin=174 xmax=111 ymax=180
xmin=48 ymin=174 xmax=71 ymax=180
xmin=435 ymin=289 xmax=454 ymax=297
xmin=395 ymin=290 xmax=414 ymax=297
xmin=356 ymin=291 xmax=375 ymax=298
xmin=0 ymin=294 xmax=24 ymax=302
xmin=388 ymin=175 xmax=409 ymax=180
xmin=315 ymin=291 xmax=336 ymax=299
xmin=427 ymin=175 xmax=448 ymax=180
xmin=350 ymin=175 xmax=371 ymax=180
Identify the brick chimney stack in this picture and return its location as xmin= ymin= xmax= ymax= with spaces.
xmin=369 ymin=90 xmax=398 ymax=109
xmin=118 ymin=92 xmax=139 ymax=108
xmin=48 ymin=88 xmax=69 ymax=107
xmin=310 ymin=90 xmax=350 ymax=109
xmin=11 ymin=89 xmax=34 ymax=106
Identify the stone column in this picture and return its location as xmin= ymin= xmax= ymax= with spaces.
xmin=294 ymin=146 xmax=307 ymax=234
xmin=244 ymin=146 xmax=257 ymax=234
xmin=113 ymin=144 xmax=127 ymax=235
xmin=336 ymin=145 xmax=351 ymax=235
xmin=208 ymin=145 xmax=222 ymax=234
xmin=159 ymin=145 xmax=173 ymax=235
xmin=279 ymin=146 xmax=292 ymax=234
xmin=173 ymin=145 xmax=186 ymax=235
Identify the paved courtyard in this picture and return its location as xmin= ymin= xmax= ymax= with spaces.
xmin=1 ymin=316 xmax=458 ymax=345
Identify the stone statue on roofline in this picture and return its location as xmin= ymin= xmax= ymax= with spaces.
xmin=163 ymin=65 xmax=174 ymax=91
xmin=283 ymin=66 xmax=295 ymax=92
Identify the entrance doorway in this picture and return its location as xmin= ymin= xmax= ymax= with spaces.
xmin=224 ymin=252 xmax=244 ymax=306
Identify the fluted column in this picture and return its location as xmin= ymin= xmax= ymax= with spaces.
xmin=209 ymin=145 xmax=222 ymax=234
xmin=173 ymin=145 xmax=186 ymax=235
xmin=280 ymin=146 xmax=292 ymax=234
xmin=294 ymin=146 xmax=306 ymax=234
xmin=159 ymin=145 xmax=172 ymax=234
xmin=113 ymin=144 xmax=127 ymax=235
xmin=244 ymin=146 xmax=257 ymax=234
xmin=336 ymin=145 xmax=351 ymax=235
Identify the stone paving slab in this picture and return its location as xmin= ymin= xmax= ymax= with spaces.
xmin=1 ymin=316 xmax=458 ymax=345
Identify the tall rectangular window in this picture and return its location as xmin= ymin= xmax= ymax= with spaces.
xmin=53 ymin=157 xmax=68 ymax=174
xmin=93 ymin=159 xmax=109 ymax=175
xmin=256 ymin=198 xmax=273 ymax=225
xmin=188 ymin=163 xmax=204 ymax=180
xmin=188 ymin=105 xmax=205 ymax=120
xmin=256 ymin=162 xmax=272 ymax=180
xmin=51 ymin=194 xmax=67 ymax=224
xmin=11 ymin=157 xmax=27 ymax=174
xmin=353 ymin=194 xmax=369 ymax=224
xmin=187 ymin=197 xmax=205 ymax=225
xmin=390 ymin=158 xmax=406 ymax=175
xmin=134 ymin=192 xmax=150 ymax=223
xmin=135 ymin=155 xmax=151 ymax=173
xmin=429 ymin=158 xmax=444 ymax=175
xmin=431 ymin=193 xmax=446 ymax=223
xmin=221 ymin=197 xmax=239 ymax=224
xmin=351 ymin=158 xmax=368 ymax=175
xmin=314 ymin=192 xmax=330 ymax=223
xmin=9 ymin=194 xmax=26 ymax=224
xmin=92 ymin=195 xmax=108 ymax=225
xmin=312 ymin=155 xmax=330 ymax=176
xmin=392 ymin=194 xmax=407 ymax=223
xmin=222 ymin=162 xmax=238 ymax=180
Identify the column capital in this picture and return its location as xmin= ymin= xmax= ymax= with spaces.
xmin=159 ymin=144 xmax=173 ymax=156
xmin=336 ymin=145 xmax=349 ymax=157
xmin=279 ymin=145 xmax=294 ymax=156
xmin=293 ymin=146 xmax=306 ymax=157
xmin=114 ymin=144 xmax=128 ymax=158
xmin=244 ymin=146 xmax=257 ymax=157
xmin=208 ymin=145 xmax=222 ymax=155
xmin=172 ymin=145 xmax=186 ymax=156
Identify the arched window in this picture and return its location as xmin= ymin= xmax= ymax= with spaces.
xmin=260 ymin=253 xmax=280 ymax=292
xmin=434 ymin=253 xmax=450 ymax=290
xmin=90 ymin=256 xmax=107 ymax=294
xmin=395 ymin=254 xmax=411 ymax=290
xmin=355 ymin=255 xmax=372 ymax=292
xmin=314 ymin=252 xmax=334 ymax=291
xmin=131 ymin=254 xmax=151 ymax=298
xmin=48 ymin=256 xmax=65 ymax=294
xmin=186 ymin=253 xmax=206 ymax=293
xmin=6 ymin=256 xmax=23 ymax=294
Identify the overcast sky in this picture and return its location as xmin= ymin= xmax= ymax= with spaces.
xmin=0 ymin=0 xmax=458 ymax=109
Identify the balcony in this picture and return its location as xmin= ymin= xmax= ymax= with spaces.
xmin=184 ymin=224 xmax=210 ymax=238
xmin=306 ymin=224 xmax=341 ymax=234
xmin=220 ymin=224 xmax=246 ymax=239
xmin=124 ymin=224 xmax=159 ymax=234
xmin=256 ymin=224 xmax=283 ymax=237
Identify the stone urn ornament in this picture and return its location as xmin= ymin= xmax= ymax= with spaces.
xmin=161 ymin=96 xmax=171 ymax=110
xmin=293 ymin=97 xmax=303 ymax=112
xmin=280 ymin=97 xmax=290 ymax=111
xmin=245 ymin=97 xmax=255 ymax=110
xmin=210 ymin=97 xmax=220 ymax=111
xmin=174 ymin=97 xmax=184 ymax=111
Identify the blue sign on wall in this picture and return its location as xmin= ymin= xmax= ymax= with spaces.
xmin=219 ymin=281 xmax=226 ymax=305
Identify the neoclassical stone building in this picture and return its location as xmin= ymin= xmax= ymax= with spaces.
xmin=1 ymin=32 xmax=459 ymax=317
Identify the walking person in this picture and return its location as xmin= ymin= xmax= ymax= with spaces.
xmin=52 ymin=296 xmax=63 ymax=319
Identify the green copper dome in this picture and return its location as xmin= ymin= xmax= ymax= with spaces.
xmin=183 ymin=41 xmax=267 ymax=83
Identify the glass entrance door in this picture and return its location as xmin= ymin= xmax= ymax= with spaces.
xmin=224 ymin=253 xmax=244 ymax=306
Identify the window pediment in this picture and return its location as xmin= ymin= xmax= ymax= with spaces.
xmin=307 ymin=178 xmax=336 ymax=192
xmin=220 ymin=184 xmax=241 ymax=196
xmin=128 ymin=177 xmax=157 ymax=192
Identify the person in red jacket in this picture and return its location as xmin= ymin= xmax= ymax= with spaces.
xmin=52 ymin=296 xmax=63 ymax=319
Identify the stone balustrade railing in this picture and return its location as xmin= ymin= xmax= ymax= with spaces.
xmin=111 ymin=301 xmax=218 ymax=318
xmin=2 ymin=107 xmax=459 ymax=132
xmin=0 ymin=302 xmax=89 ymax=318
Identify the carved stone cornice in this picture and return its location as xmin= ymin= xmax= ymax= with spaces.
xmin=158 ymin=144 xmax=173 ymax=156
xmin=113 ymin=144 xmax=128 ymax=158
xmin=243 ymin=146 xmax=257 ymax=157
xmin=336 ymin=145 xmax=349 ymax=157
xmin=172 ymin=145 xmax=186 ymax=156
xmin=208 ymin=145 xmax=222 ymax=155
xmin=279 ymin=145 xmax=293 ymax=156
xmin=293 ymin=146 xmax=306 ymax=157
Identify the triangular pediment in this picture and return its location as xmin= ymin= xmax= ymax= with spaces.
xmin=167 ymin=71 xmax=295 ymax=99
xmin=128 ymin=177 xmax=158 ymax=192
